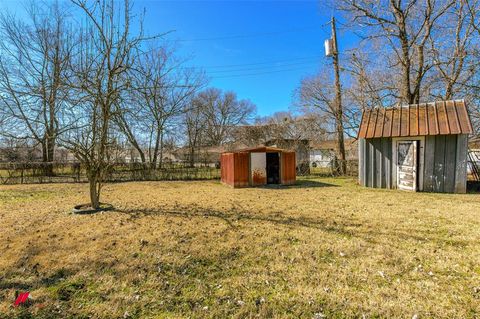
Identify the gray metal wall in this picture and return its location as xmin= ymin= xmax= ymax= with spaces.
xmin=423 ymin=134 xmax=468 ymax=193
xmin=359 ymin=138 xmax=393 ymax=189
xmin=358 ymin=134 xmax=468 ymax=193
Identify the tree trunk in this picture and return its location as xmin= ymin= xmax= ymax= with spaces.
xmin=45 ymin=135 xmax=55 ymax=176
xmin=47 ymin=137 xmax=55 ymax=162
xmin=88 ymin=171 xmax=100 ymax=209
xmin=40 ymin=140 xmax=54 ymax=176
xmin=138 ymin=150 xmax=146 ymax=165
xmin=151 ymin=126 xmax=162 ymax=169
xmin=189 ymin=146 xmax=195 ymax=168
xmin=158 ymin=131 xmax=164 ymax=169
xmin=41 ymin=141 xmax=48 ymax=162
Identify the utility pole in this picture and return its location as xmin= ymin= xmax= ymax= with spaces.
xmin=331 ymin=16 xmax=346 ymax=175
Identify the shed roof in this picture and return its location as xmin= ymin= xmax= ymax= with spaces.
xmin=358 ymin=100 xmax=472 ymax=139
xmin=223 ymin=146 xmax=294 ymax=154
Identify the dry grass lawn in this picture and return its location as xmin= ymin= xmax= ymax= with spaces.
xmin=0 ymin=178 xmax=479 ymax=318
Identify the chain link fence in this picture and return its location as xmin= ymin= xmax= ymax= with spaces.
xmin=297 ymin=159 xmax=358 ymax=177
xmin=0 ymin=162 xmax=220 ymax=185
xmin=0 ymin=159 xmax=358 ymax=185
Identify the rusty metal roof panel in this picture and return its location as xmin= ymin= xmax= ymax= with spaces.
xmin=365 ymin=109 xmax=377 ymax=138
xmin=400 ymin=105 xmax=409 ymax=137
xmin=391 ymin=107 xmax=401 ymax=137
xmin=437 ymin=101 xmax=450 ymax=135
xmin=358 ymin=110 xmax=369 ymax=139
xmin=224 ymin=146 xmax=294 ymax=154
xmin=446 ymin=100 xmax=460 ymax=134
xmin=418 ymin=103 xmax=428 ymax=136
xmin=374 ymin=108 xmax=385 ymax=138
xmin=456 ymin=100 xmax=473 ymax=134
xmin=358 ymin=100 xmax=472 ymax=138
xmin=382 ymin=108 xmax=393 ymax=137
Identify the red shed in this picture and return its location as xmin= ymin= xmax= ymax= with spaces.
xmin=220 ymin=146 xmax=296 ymax=188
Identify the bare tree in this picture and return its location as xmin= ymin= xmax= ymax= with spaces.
xmin=296 ymin=71 xmax=360 ymax=172
xmin=428 ymin=0 xmax=478 ymax=100
xmin=297 ymin=71 xmax=361 ymax=136
xmin=198 ymin=88 xmax=256 ymax=146
xmin=184 ymin=98 xmax=207 ymax=167
xmin=115 ymin=44 xmax=205 ymax=168
xmin=0 ymin=1 xmax=73 ymax=173
xmin=339 ymin=0 xmax=456 ymax=104
xmin=182 ymin=88 xmax=255 ymax=166
xmin=464 ymin=0 xmax=480 ymax=132
xmin=62 ymin=0 xmax=152 ymax=209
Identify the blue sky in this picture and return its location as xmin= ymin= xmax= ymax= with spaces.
xmin=1 ymin=0 xmax=357 ymax=117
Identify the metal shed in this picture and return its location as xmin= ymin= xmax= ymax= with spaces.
xmin=220 ymin=146 xmax=296 ymax=188
xmin=358 ymin=100 xmax=473 ymax=193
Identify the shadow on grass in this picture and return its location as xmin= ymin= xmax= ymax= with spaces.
xmin=115 ymin=203 xmax=471 ymax=248
xmin=261 ymin=179 xmax=338 ymax=189
xmin=0 ymin=267 xmax=76 ymax=291
xmin=115 ymin=204 xmax=358 ymax=238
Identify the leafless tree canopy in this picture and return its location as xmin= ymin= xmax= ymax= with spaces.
xmin=115 ymin=43 xmax=206 ymax=168
xmin=0 ymin=0 xmax=259 ymax=206
xmin=297 ymin=0 xmax=480 ymax=137
xmin=2 ymin=0 xmax=480 ymax=200
xmin=183 ymin=88 xmax=256 ymax=166
xmin=57 ymin=0 xmax=153 ymax=208
xmin=0 ymin=1 xmax=73 ymax=167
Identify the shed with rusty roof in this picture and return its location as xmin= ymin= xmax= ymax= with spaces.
xmin=220 ymin=146 xmax=296 ymax=188
xmin=357 ymin=100 xmax=472 ymax=193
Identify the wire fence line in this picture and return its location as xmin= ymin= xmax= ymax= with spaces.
xmin=299 ymin=159 xmax=359 ymax=177
xmin=0 ymin=160 xmax=359 ymax=185
xmin=0 ymin=162 xmax=220 ymax=185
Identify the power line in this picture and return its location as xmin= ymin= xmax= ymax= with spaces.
xmin=190 ymin=55 xmax=323 ymax=69
xmin=209 ymin=66 xmax=317 ymax=79
xmin=177 ymin=25 xmax=318 ymax=42
xmin=207 ymin=60 xmax=320 ymax=74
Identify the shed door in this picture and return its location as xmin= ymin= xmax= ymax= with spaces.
xmin=281 ymin=152 xmax=296 ymax=185
xmin=250 ymin=152 xmax=266 ymax=186
xmin=396 ymin=141 xmax=417 ymax=191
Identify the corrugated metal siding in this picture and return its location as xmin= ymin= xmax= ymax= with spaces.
xmin=423 ymin=134 xmax=467 ymax=193
xmin=221 ymin=148 xmax=296 ymax=188
xmin=233 ymin=152 xmax=249 ymax=187
xmin=281 ymin=152 xmax=296 ymax=185
xmin=359 ymin=135 xmax=468 ymax=193
xmin=360 ymin=138 xmax=392 ymax=189
xmin=454 ymin=135 xmax=468 ymax=193
xmin=220 ymin=153 xmax=235 ymax=186
xmin=221 ymin=152 xmax=250 ymax=188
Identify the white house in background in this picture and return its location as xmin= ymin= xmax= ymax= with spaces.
xmin=309 ymin=139 xmax=358 ymax=168
xmin=309 ymin=148 xmax=336 ymax=168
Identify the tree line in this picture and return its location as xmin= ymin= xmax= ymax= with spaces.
xmin=1 ymin=0 xmax=480 ymax=208
xmin=0 ymin=0 xmax=256 ymax=208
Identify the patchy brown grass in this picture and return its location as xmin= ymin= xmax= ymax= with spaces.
xmin=0 ymin=178 xmax=479 ymax=318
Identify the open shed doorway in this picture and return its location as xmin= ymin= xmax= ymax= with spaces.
xmin=266 ymin=152 xmax=280 ymax=184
